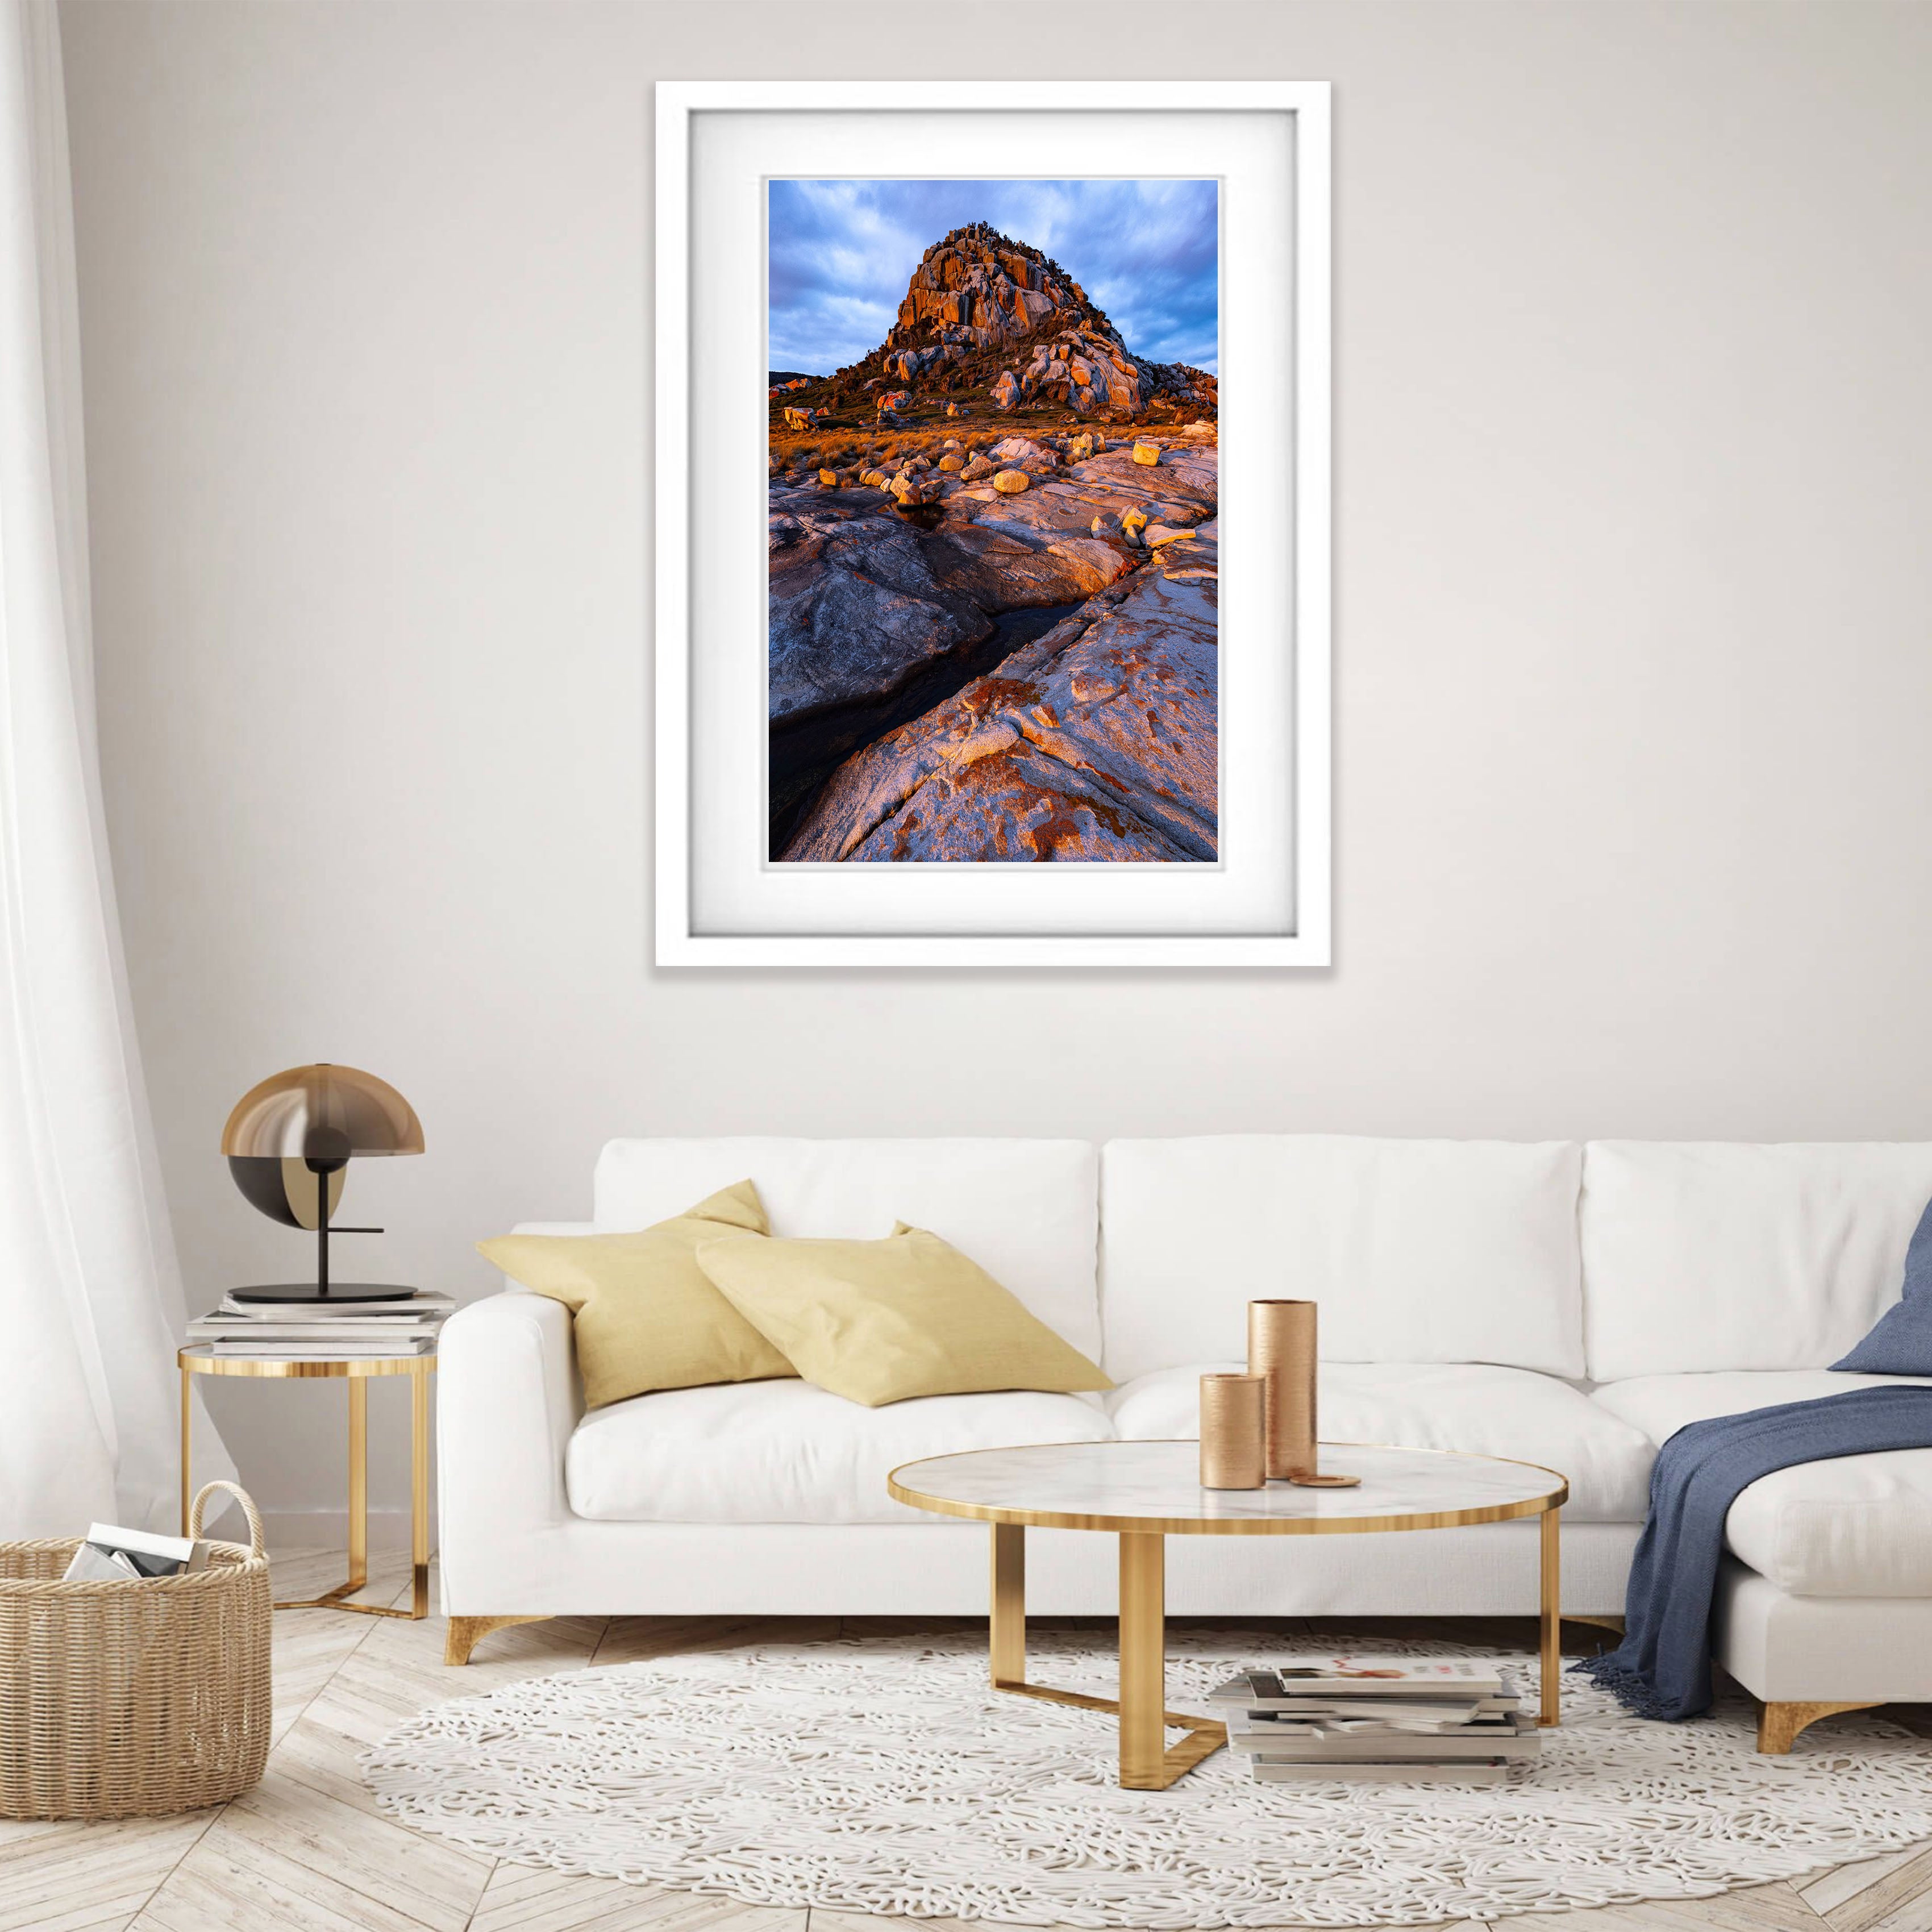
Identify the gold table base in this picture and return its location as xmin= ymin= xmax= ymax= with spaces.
xmin=992 ymin=1523 xmax=1227 ymax=1788
xmin=987 ymin=1506 xmax=1563 ymax=1791
xmin=179 ymin=1350 xmax=434 ymax=1619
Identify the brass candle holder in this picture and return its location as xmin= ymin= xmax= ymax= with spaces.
xmin=1198 ymin=1372 xmax=1267 ymax=1489
xmin=1247 ymin=1298 xmax=1360 ymax=1488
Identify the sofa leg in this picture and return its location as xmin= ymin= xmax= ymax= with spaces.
xmin=1757 ymin=1699 xmax=1882 ymax=1754
xmin=445 ymin=1614 xmax=549 ymax=1665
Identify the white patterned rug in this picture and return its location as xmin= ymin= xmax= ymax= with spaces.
xmin=363 ymin=1630 xmax=1932 ymax=1927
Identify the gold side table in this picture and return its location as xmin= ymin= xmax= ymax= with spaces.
xmin=178 ymin=1349 xmax=434 ymax=1618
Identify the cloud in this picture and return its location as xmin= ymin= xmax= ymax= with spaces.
xmin=768 ymin=179 xmax=1218 ymax=376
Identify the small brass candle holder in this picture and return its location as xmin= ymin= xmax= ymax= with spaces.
xmin=1247 ymin=1298 xmax=1360 ymax=1488
xmin=1198 ymin=1373 xmax=1266 ymax=1489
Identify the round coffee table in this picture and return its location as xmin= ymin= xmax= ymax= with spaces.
xmin=888 ymin=1439 xmax=1568 ymax=1790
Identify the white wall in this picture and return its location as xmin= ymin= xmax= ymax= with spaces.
xmin=58 ymin=0 xmax=1932 ymax=1528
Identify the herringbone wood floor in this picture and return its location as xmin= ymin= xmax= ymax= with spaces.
xmin=5 ymin=1550 xmax=1930 ymax=1932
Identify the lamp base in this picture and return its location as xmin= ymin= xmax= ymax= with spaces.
xmin=228 ymin=1283 xmax=423 ymax=1305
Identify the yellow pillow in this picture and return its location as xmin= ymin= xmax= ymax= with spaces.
xmin=476 ymin=1181 xmax=793 ymax=1408
xmin=692 ymin=1223 xmax=1110 ymax=1408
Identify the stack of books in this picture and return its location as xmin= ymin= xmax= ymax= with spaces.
xmin=185 ymin=1292 xmax=454 ymax=1359
xmin=1206 ymin=1658 xmax=1539 ymax=1784
xmin=63 ymin=1521 xmax=209 ymax=1582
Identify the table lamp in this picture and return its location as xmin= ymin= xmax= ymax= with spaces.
xmin=222 ymin=1063 xmax=425 ymax=1304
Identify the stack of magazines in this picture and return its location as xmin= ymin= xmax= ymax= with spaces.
xmin=185 ymin=1292 xmax=453 ymax=1359
xmin=1206 ymin=1658 xmax=1539 ymax=1784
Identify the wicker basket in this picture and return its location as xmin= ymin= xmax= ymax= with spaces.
xmin=0 ymin=1481 xmax=272 ymax=1819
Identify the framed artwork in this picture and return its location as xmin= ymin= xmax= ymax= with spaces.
xmin=656 ymin=81 xmax=1329 ymax=967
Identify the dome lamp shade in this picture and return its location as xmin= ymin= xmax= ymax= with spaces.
xmin=222 ymin=1064 xmax=425 ymax=1304
xmin=222 ymin=1063 xmax=424 ymax=1161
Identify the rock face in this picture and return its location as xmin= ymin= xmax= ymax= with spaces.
xmin=987 ymin=436 xmax=1058 ymax=473
xmin=779 ymin=564 xmax=1218 ymax=863
xmin=772 ymin=434 xmax=1220 ymax=860
xmin=889 ymin=220 xmax=1073 ymax=351
xmin=768 ymin=492 xmax=996 ymax=725
xmin=767 ymin=432 xmax=1215 ymax=732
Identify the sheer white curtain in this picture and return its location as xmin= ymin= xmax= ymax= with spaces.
xmin=0 ymin=0 xmax=228 ymax=1535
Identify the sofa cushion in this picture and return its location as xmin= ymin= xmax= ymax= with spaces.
xmin=1099 ymin=1137 xmax=1584 ymax=1382
xmin=478 ymin=1182 xmax=790 ymax=1408
xmin=1592 ymin=1371 xmax=1932 ymax=1596
xmin=696 ymin=1226 xmax=1110 ymax=1407
xmin=594 ymin=1139 xmax=1101 ymax=1360
xmin=565 ymin=1379 xmax=1113 ymax=1523
xmin=1835 ymin=1194 xmax=1932 ymax=1373
xmin=1105 ymin=1361 xmax=1651 ymax=1521
xmin=1581 ymin=1142 xmax=1932 ymax=1380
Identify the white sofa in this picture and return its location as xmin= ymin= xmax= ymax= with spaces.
xmin=438 ymin=1136 xmax=1932 ymax=1749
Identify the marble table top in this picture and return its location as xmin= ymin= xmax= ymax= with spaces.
xmin=888 ymin=1439 xmax=1567 ymax=1534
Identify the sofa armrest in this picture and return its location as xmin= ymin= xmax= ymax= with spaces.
xmin=437 ymin=1288 xmax=582 ymax=1612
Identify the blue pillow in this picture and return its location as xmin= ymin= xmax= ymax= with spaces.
xmin=1833 ymin=1192 xmax=1932 ymax=1373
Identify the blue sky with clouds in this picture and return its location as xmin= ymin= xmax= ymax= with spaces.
xmin=768 ymin=179 xmax=1218 ymax=378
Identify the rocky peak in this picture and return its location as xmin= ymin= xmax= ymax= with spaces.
xmin=865 ymin=222 xmax=1215 ymax=423
xmin=888 ymin=222 xmax=1111 ymax=359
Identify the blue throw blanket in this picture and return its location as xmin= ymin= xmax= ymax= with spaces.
xmin=1575 ymin=1385 xmax=1932 ymax=1720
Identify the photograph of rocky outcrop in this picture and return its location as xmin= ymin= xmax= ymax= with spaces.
xmin=768 ymin=181 xmax=1218 ymax=863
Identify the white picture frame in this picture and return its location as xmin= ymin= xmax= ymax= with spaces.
xmin=656 ymin=81 xmax=1330 ymax=968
